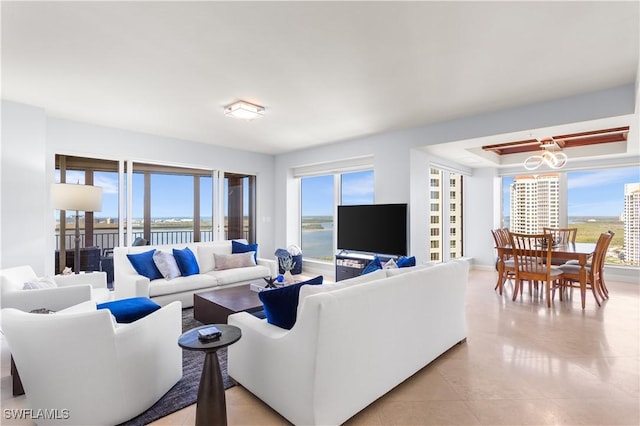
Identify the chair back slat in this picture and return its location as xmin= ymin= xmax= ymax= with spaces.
xmin=508 ymin=232 xmax=553 ymax=278
xmin=543 ymin=227 xmax=577 ymax=245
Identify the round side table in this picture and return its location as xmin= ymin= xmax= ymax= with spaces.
xmin=178 ymin=324 xmax=241 ymax=426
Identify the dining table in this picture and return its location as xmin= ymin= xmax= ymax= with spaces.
xmin=495 ymin=242 xmax=597 ymax=308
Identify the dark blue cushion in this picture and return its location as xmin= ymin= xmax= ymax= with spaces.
xmin=362 ymin=256 xmax=382 ymax=275
xmin=127 ymin=250 xmax=163 ymax=280
xmin=397 ymin=256 xmax=416 ymax=268
xmin=258 ymin=275 xmax=323 ymax=330
xmin=97 ymin=297 xmax=161 ymax=324
xmin=232 ymin=240 xmax=258 ymax=262
xmin=173 ymin=247 xmax=200 ymax=276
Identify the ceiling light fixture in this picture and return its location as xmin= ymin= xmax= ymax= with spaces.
xmin=224 ymin=100 xmax=265 ymax=120
xmin=523 ymin=138 xmax=568 ymax=170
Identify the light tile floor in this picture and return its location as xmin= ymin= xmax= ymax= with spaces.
xmin=2 ymin=269 xmax=638 ymax=425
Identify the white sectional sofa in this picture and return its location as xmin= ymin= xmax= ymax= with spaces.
xmin=113 ymin=240 xmax=276 ymax=307
xmin=228 ymin=260 xmax=469 ymax=426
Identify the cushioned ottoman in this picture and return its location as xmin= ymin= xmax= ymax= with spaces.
xmin=97 ymin=297 xmax=161 ymax=323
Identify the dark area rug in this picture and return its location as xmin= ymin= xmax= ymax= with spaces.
xmin=118 ymin=307 xmax=234 ymax=426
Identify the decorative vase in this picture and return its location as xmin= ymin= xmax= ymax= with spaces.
xmin=284 ymin=270 xmax=294 ymax=284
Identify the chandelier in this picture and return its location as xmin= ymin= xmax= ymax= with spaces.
xmin=523 ymin=138 xmax=567 ymax=170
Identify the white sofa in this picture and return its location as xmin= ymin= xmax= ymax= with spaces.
xmin=1 ymin=300 xmax=182 ymax=425
xmin=113 ymin=240 xmax=276 ymax=307
xmin=228 ymin=260 xmax=469 ymax=426
xmin=0 ymin=266 xmax=110 ymax=312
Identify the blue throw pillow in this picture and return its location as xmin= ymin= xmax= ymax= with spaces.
xmin=362 ymin=256 xmax=382 ymax=275
xmin=127 ymin=250 xmax=163 ymax=280
xmin=232 ymin=240 xmax=258 ymax=262
xmin=258 ymin=275 xmax=323 ymax=329
xmin=173 ymin=247 xmax=200 ymax=276
xmin=397 ymin=256 xmax=416 ymax=268
xmin=97 ymin=297 xmax=161 ymax=324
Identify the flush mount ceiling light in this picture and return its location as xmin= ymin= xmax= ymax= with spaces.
xmin=224 ymin=100 xmax=265 ymax=120
xmin=523 ymin=138 xmax=568 ymax=170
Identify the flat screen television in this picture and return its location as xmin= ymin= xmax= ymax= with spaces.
xmin=337 ymin=203 xmax=408 ymax=256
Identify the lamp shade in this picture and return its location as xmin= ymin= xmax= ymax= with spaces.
xmin=51 ymin=183 xmax=103 ymax=212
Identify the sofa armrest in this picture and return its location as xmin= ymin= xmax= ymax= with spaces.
xmin=114 ymin=301 xmax=182 ymax=395
xmin=1 ymin=285 xmax=92 ymax=312
xmin=257 ymin=258 xmax=277 ymax=278
xmin=54 ymin=271 xmax=107 ymax=289
xmin=113 ymin=274 xmax=150 ymax=301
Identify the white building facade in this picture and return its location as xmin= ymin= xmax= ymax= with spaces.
xmin=509 ymin=174 xmax=560 ymax=234
xmin=623 ymin=183 xmax=640 ymax=265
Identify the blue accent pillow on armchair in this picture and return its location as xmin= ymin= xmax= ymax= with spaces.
xmin=173 ymin=247 xmax=200 ymax=276
xmin=126 ymin=250 xmax=163 ymax=280
xmin=258 ymin=275 xmax=323 ymax=329
xmin=97 ymin=297 xmax=161 ymax=324
xmin=362 ymin=256 xmax=382 ymax=275
xmin=232 ymin=240 xmax=258 ymax=262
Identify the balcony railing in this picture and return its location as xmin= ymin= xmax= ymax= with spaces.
xmin=55 ymin=228 xmax=248 ymax=253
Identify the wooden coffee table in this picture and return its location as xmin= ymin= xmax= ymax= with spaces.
xmin=194 ymin=284 xmax=264 ymax=324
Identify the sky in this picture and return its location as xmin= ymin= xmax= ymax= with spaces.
xmin=502 ymin=166 xmax=640 ymax=217
xmin=301 ymin=170 xmax=375 ymax=216
xmin=58 ymin=171 xmax=228 ymax=218
xmin=60 ymin=166 xmax=638 ymax=219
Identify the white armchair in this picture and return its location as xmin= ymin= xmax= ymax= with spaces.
xmin=1 ymin=301 xmax=183 ymax=425
xmin=0 ymin=265 xmax=110 ymax=312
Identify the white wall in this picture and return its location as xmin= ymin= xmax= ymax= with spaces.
xmin=1 ymin=100 xmax=276 ymax=276
xmin=1 ymin=102 xmax=48 ymax=274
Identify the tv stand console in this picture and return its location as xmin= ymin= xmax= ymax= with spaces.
xmin=335 ymin=251 xmax=396 ymax=281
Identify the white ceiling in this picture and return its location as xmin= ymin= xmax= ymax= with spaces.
xmin=2 ymin=1 xmax=638 ymax=164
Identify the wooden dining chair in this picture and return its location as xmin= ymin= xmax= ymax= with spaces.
xmin=508 ymin=232 xmax=564 ymax=307
xmin=491 ymin=228 xmax=515 ymax=294
xmin=558 ymin=231 xmax=614 ymax=308
xmin=543 ymin=227 xmax=578 ymax=265
xmin=543 ymin=227 xmax=577 ymax=245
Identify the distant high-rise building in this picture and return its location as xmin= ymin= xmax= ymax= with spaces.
xmin=509 ymin=174 xmax=560 ymax=233
xmin=429 ymin=167 xmax=463 ymax=262
xmin=623 ymin=183 xmax=640 ymax=264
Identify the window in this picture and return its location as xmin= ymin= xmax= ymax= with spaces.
xmin=300 ymin=169 xmax=374 ymax=261
xmin=55 ymin=155 xmax=120 ymax=276
xmin=224 ymin=173 xmax=256 ymax=243
xmin=132 ymin=163 xmax=216 ymax=245
xmin=502 ymin=167 xmax=639 ymax=266
xmin=429 ymin=166 xmax=464 ymax=262
xmin=568 ymin=168 xmax=638 ymax=266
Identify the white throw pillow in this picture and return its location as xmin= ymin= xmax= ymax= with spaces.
xmin=23 ymin=276 xmax=57 ymax=290
xmin=383 ymin=258 xmax=398 ymax=269
xmin=153 ymin=250 xmax=182 ymax=280
xmin=214 ymin=252 xmax=256 ymax=270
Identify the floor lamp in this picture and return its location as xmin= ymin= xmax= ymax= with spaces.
xmin=51 ymin=183 xmax=103 ymax=274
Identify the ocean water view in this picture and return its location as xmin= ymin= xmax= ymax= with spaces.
xmin=301 ymin=217 xmax=334 ymax=261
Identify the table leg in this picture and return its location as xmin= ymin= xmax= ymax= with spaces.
xmin=196 ymin=350 xmax=227 ymax=426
